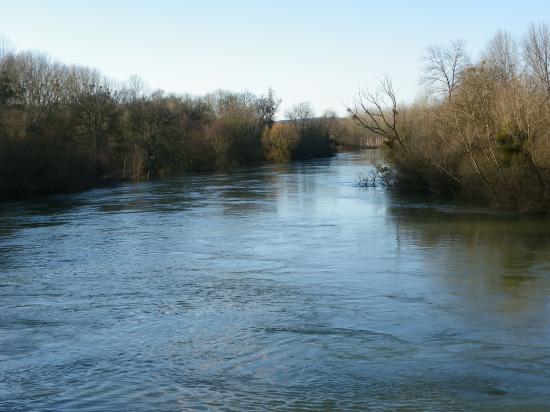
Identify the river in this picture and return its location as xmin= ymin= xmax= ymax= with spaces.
xmin=1 ymin=151 xmax=549 ymax=411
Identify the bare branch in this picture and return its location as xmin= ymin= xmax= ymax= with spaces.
xmin=345 ymin=78 xmax=404 ymax=149
xmin=421 ymin=40 xmax=470 ymax=101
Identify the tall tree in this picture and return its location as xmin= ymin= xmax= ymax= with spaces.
xmin=421 ymin=40 xmax=470 ymax=101
xmin=482 ymin=30 xmax=519 ymax=82
xmin=523 ymin=22 xmax=550 ymax=93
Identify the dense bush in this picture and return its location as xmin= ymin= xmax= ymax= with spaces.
xmin=0 ymin=48 xmax=336 ymax=198
xmin=350 ymin=23 xmax=550 ymax=213
xmin=261 ymin=123 xmax=298 ymax=162
xmin=284 ymin=103 xmax=336 ymax=160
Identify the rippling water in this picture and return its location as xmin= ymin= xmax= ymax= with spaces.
xmin=1 ymin=151 xmax=550 ymax=411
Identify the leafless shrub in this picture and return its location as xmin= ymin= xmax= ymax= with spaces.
xmin=358 ymin=164 xmax=399 ymax=188
xmin=354 ymin=23 xmax=550 ymax=211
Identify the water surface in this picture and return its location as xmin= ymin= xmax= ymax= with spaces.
xmin=1 ymin=151 xmax=550 ymax=411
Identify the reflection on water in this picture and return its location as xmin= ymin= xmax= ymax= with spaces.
xmin=1 ymin=151 xmax=549 ymax=411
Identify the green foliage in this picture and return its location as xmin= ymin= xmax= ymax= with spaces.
xmin=495 ymin=128 xmax=528 ymax=159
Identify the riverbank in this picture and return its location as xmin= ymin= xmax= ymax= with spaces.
xmin=349 ymin=23 xmax=550 ymax=213
xmin=0 ymin=146 xmax=337 ymax=201
xmin=0 ymin=51 xmax=337 ymax=200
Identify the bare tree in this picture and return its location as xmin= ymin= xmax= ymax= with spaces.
xmin=254 ymin=88 xmax=280 ymax=128
xmin=421 ymin=39 xmax=470 ymax=101
xmin=482 ymin=30 xmax=519 ymax=82
xmin=346 ymin=78 xmax=404 ymax=149
xmin=0 ymin=34 xmax=15 ymax=60
xmin=122 ymin=74 xmax=150 ymax=103
xmin=286 ymin=101 xmax=314 ymax=131
xmin=74 ymin=83 xmax=120 ymax=159
xmin=523 ymin=22 xmax=550 ymax=93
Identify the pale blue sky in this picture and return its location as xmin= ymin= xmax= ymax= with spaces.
xmin=1 ymin=1 xmax=549 ymax=115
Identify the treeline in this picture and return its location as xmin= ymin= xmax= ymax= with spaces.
xmin=350 ymin=22 xmax=550 ymax=213
xmin=0 ymin=48 xmax=336 ymax=198
xmin=328 ymin=117 xmax=383 ymax=149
